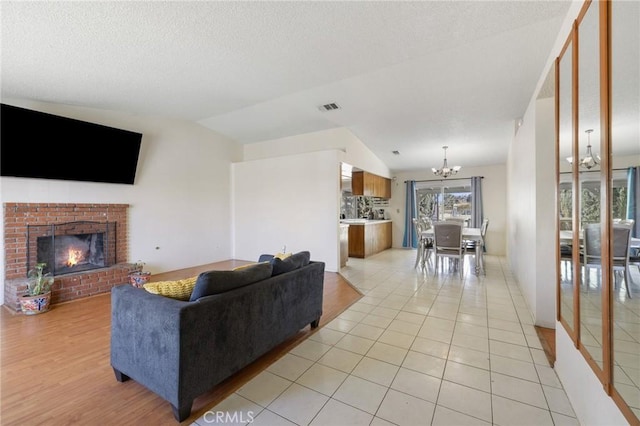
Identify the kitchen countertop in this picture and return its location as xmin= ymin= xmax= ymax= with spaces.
xmin=340 ymin=219 xmax=392 ymax=225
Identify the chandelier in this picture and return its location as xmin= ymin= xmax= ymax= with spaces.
xmin=567 ymin=129 xmax=600 ymax=169
xmin=432 ymin=146 xmax=461 ymax=178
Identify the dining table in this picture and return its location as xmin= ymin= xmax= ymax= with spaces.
xmin=422 ymin=227 xmax=484 ymax=275
xmin=559 ymin=230 xmax=640 ymax=249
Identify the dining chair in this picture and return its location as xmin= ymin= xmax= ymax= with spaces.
xmin=612 ymin=225 xmax=634 ymax=298
xmin=445 ymin=217 xmax=467 ymax=227
xmin=412 ymin=218 xmax=424 ymax=268
xmin=465 ymin=218 xmax=489 ymax=273
xmin=582 ymin=224 xmax=602 ymax=292
xmin=613 ymin=219 xmax=635 ymax=226
xmin=629 ymin=247 xmax=640 ymax=275
xmin=432 ymin=221 xmax=466 ymax=279
xmin=413 ymin=218 xmax=433 ymax=268
xmin=560 ymin=242 xmax=573 ymax=280
xmin=419 ymin=215 xmax=432 ymax=230
xmin=583 ymin=223 xmax=634 ymax=298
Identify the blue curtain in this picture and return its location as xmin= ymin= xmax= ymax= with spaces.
xmin=402 ymin=180 xmax=418 ymax=248
xmin=470 ymin=176 xmax=483 ymax=228
xmin=627 ymin=166 xmax=639 ymax=238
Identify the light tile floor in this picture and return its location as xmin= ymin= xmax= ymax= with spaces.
xmin=195 ymin=249 xmax=580 ymax=425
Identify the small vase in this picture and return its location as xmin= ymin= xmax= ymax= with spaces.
xmin=129 ymin=272 xmax=151 ymax=288
xmin=20 ymin=291 xmax=52 ymax=315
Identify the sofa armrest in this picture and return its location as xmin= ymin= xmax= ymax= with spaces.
xmin=110 ymin=284 xmax=188 ymax=405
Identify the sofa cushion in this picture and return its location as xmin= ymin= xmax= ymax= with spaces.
xmin=143 ymin=276 xmax=198 ymax=301
xmin=189 ymin=262 xmax=273 ymax=301
xmin=271 ymin=251 xmax=311 ymax=276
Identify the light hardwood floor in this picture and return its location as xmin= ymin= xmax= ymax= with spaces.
xmin=0 ymin=260 xmax=362 ymax=425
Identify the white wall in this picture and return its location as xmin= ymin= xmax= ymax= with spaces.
xmin=507 ymin=97 xmax=556 ymax=328
xmin=507 ymin=111 xmax=534 ymax=292
xmin=535 ymin=97 xmax=558 ymax=328
xmin=244 ymin=127 xmax=391 ymax=178
xmin=237 ymin=127 xmax=390 ymax=271
xmin=0 ymin=99 xmax=242 ymax=305
xmin=389 ymin=165 xmax=507 ymax=255
xmin=556 ymin=325 xmax=628 ymax=425
xmin=232 ymin=150 xmax=341 ymax=272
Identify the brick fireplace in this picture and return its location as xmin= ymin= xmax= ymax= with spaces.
xmin=3 ymin=203 xmax=134 ymax=312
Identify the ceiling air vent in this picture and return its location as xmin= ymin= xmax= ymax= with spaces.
xmin=318 ymin=102 xmax=341 ymax=112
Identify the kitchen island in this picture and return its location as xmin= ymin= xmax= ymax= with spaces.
xmin=341 ymin=219 xmax=392 ymax=258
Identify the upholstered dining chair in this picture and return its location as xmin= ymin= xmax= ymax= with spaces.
xmin=432 ymin=221 xmax=466 ymax=279
xmin=444 ymin=217 xmax=467 ymax=227
xmin=629 ymin=247 xmax=640 ymax=275
xmin=613 ymin=219 xmax=635 ymax=226
xmin=582 ymin=224 xmax=603 ymax=292
xmin=613 ymin=224 xmax=634 ymax=298
xmin=583 ymin=223 xmax=634 ymax=298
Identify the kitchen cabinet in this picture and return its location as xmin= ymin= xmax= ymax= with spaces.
xmin=351 ymin=171 xmax=391 ymax=198
xmin=351 ymin=171 xmax=364 ymax=195
xmin=347 ymin=220 xmax=392 ymax=258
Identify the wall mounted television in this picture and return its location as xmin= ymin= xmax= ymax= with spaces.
xmin=1 ymin=103 xmax=143 ymax=185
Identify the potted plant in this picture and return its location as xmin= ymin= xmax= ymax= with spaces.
xmin=128 ymin=260 xmax=151 ymax=288
xmin=20 ymin=262 xmax=55 ymax=315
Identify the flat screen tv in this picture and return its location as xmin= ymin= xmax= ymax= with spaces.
xmin=1 ymin=103 xmax=143 ymax=184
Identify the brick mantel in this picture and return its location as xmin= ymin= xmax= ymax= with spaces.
xmin=3 ymin=203 xmax=133 ymax=312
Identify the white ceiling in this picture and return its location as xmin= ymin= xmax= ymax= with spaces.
xmin=1 ymin=1 xmax=571 ymax=172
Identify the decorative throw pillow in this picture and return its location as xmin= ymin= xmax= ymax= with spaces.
xmin=258 ymin=252 xmax=292 ymax=262
xmin=232 ymin=262 xmax=259 ymax=271
xmin=143 ymin=276 xmax=198 ymax=301
xmin=189 ymin=261 xmax=273 ymax=301
xmin=271 ymin=251 xmax=311 ymax=276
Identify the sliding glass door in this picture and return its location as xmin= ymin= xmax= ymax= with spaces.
xmin=416 ymin=181 xmax=472 ymax=223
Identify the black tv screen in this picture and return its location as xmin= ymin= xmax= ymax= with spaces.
xmin=0 ymin=104 xmax=143 ymax=184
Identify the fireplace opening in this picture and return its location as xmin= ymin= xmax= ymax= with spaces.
xmin=37 ymin=233 xmax=106 ymax=275
xmin=27 ymin=221 xmax=116 ymax=276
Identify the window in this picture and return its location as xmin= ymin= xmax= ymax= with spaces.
xmin=580 ymin=173 xmax=628 ymax=226
xmin=559 ymin=170 xmax=629 ymax=230
xmin=416 ymin=181 xmax=472 ymax=224
xmin=559 ymin=181 xmax=572 ymax=230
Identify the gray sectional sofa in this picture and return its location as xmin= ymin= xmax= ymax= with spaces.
xmin=110 ymin=255 xmax=324 ymax=422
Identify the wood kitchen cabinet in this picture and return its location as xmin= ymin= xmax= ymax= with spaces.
xmin=347 ymin=221 xmax=392 ymax=258
xmin=351 ymin=171 xmax=364 ymax=195
xmin=351 ymin=171 xmax=391 ymax=198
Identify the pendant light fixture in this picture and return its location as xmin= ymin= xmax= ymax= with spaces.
xmin=432 ymin=146 xmax=461 ymax=178
xmin=566 ymin=129 xmax=600 ymax=169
